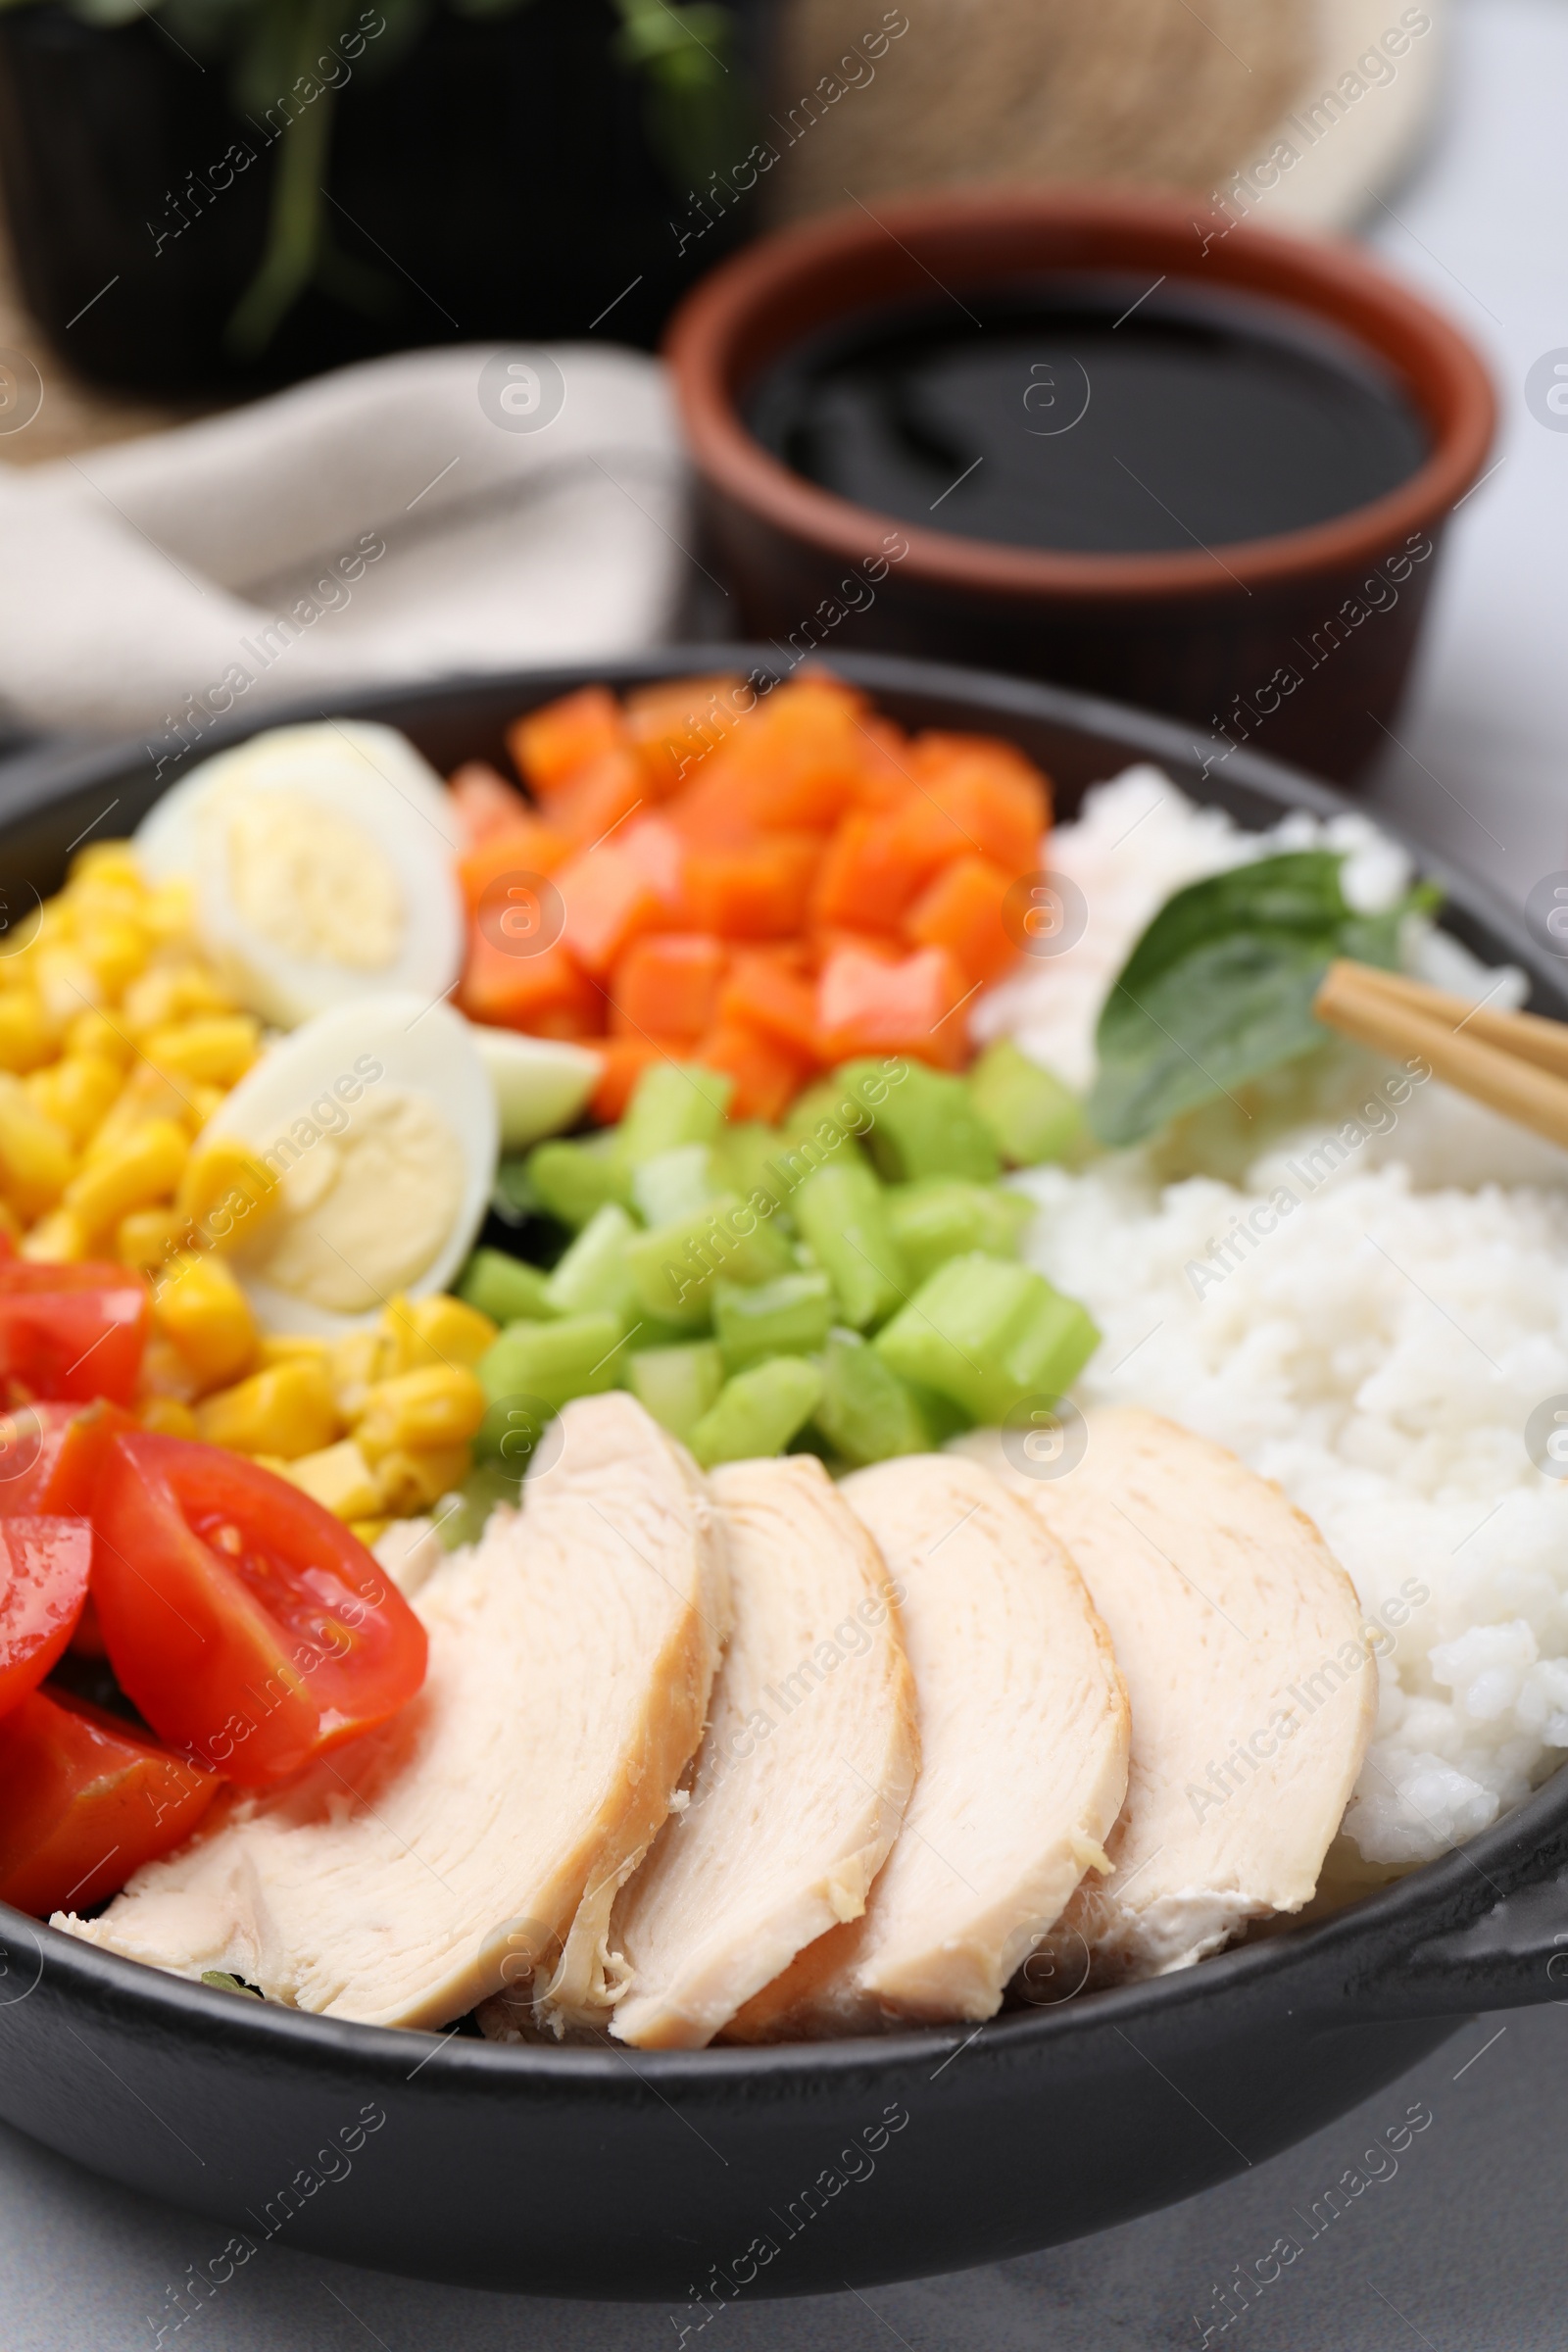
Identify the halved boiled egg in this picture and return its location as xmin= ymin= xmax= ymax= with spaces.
xmin=134 ymin=721 xmax=465 ymax=1030
xmin=197 ymin=995 xmax=497 ymax=1334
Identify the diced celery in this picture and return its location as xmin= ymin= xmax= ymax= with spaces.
xmin=780 ymin=1077 xmax=870 ymax=1165
xmin=543 ymin=1203 xmax=638 ymax=1324
xmin=459 ymin=1248 xmax=557 ymax=1325
xmin=968 ymin=1039 xmax=1088 ymax=1167
xmin=811 ymin=1328 xmax=932 ymax=1464
xmin=614 ymin=1061 xmax=732 ymax=1169
xmin=713 ymin=1270 xmax=835 ymax=1371
xmin=627 ymin=1341 xmax=725 ymax=1443
xmin=525 ymin=1136 xmax=631 ymax=1230
xmin=793 ymin=1158 xmax=908 ymax=1330
xmin=491 ymin=1157 xmax=543 ymax=1223
xmin=873 ymin=1251 xmax=1100 ymax=1423
xmin=475 ymin=1311 xmax=624 ymax=1422
xmin=838 ymin=1057 xmax=1000 ymax=1183
xmin=714 ymin=1121 xmax=798 ymax=1222
xmin=624 ymin=1192 xmax=794 ymax=1328
xmin=632 ymin=1143 xmax=719 ymax=1229
xmin=689 ymin=1356 xmax=825 ymax=1468
xmin=886 ymin=1178 xmax=1029 ymax=1281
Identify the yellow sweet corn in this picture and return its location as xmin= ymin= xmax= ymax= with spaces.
xmin=70 ymin=842 xmax=144 ymax=889
xmin=86 ymin=1064 xmax=199 ymax=1159
xmin=177 ymin=1138 xmax=278 ymax=1252
xmin=0 ymin=1078 xmax=74 ymax=1218
xmin=65 ymin=1117 xmax=188 ymax=1242
xmin=138 ymin=1397 xmax=198 ymax=1439
xmin=381 ymin=1291 xmax=499 ymax=1375
xmin=195 ymin=1357 xmax=339 ymax=1459
xmin=138 ymin=1335 xmax=198 ymax=1404
xmin=0 ymin=991 xmax=57 ymax=1075
xmin=33 ymin=946 xmax=101 ymax=1029
xmin=256 ymin=1333 xmax=331 ymax=1369
xmin=0 ymin=1200 xmax=19 ymax=1249
xmin=141 ymin=878 xmax=197 ymax=946
xmin=284 ymin=1439 xmax=381 ymax=1522
xmin=117 ymin=1205 xmax=190 ymax=1273
xmin=144 ymin=1015 xmax=260 ymax=1089
xmin=76 ymin=917 xmax=149 ymax=999
xmin=120 ymin=962 xmax=235 ymax=1040
xmin=64 ymin=1010 xmax=132 ymax=1069
xmin=372 ymin=1444 xmax=470 ymax=1515
xmin=20 ymin=1206 xmax=86 ymax=1261
xmin=26 ymin=1054 xmax=123 ymax=1147
xmin=155 ymin=1251 xmax=258 ymax=1391
xmin=329 ymin=1326 xmax=394 ymax=1422
xmin=349 ymin=1516 xmax=392 ymax=1546
xmin=352 ymin=1364 xmax=488 ymax=1462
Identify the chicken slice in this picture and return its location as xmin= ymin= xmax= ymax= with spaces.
xmin=727 ymin=1452 xmax=1128 ymax=2039
xmin=56 ymin=1393 xmax=728 ymax=2031
xmin=961 ymin=1407 xmax=1377 ymax=1979
xmin=607 ymin=1454 xmax=918 ymax=2050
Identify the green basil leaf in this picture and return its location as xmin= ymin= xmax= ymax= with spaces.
xmin=1087 ymin=851 xmax=1436 ymax=1149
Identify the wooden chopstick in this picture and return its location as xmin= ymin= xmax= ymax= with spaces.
xmin=1313 ymin=959 xmax=1568 ymax=1152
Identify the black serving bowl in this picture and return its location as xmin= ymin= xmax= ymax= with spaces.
xmin=1 ymin=650 xmax=1564 ymax=2301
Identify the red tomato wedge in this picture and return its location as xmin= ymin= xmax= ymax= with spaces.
xmin=0 ymin=1688 xmax=219 ymax=1918
xmin=90 ymin=1433 xmax=428 ymax=1788
xmin=0 ymin=1262 xmax=149 ymax=1406
xmin=0 ymin=1517 xmax=91 ymax=1721
xmin=0 ymin=1398 xmax=135 ymax=1517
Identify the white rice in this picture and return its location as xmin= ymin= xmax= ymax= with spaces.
xmin=989 ymin=769 xmax=1568 ymax=1870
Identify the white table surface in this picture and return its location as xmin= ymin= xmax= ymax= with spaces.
xmin=5 ymin=2 xmax=1567 ymax=2342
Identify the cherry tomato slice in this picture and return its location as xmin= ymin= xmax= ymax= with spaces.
xmin=0 ymin=1687 xmax=219 ymax=1917
xmin=0 ymin=1517 xmax=91 ymax=1722
xmin=0 ymin=1398 xmax=136 ymax=1517
xmin=91 ymin=1432 xmax=428 ymax=1788
xmin=0 ymin=1262 xmax=149 ymax=1407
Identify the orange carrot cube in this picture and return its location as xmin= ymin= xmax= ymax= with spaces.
xmin=904 ymin=855 xmax=1017 ymax=985
xmin=457 ymin=817 xmax=572 ymax=914
xmin=697 ymin=1020 xmax=810 ymax=1124
xmin=717 ymin=953 xmax=821 ymax=1062
xmin=459 ymin=934 xmax=604 ymax=1038
xmin=538 ymin=746 xmax=648 ymax=851
xmin=684 ymin=833 xmax=820 ymax=938
xmin=448 ymin=760 xmax=533 ymax=849
xmin=815 ymin=944 xmax=971 ymax=1070
xmin=509 ymin=685 xmax=627 ymax=794
xmin=612 ymin=934 xmax=728 ymax=1042
xmin=557 ymin=844 xmax=667 ymax=976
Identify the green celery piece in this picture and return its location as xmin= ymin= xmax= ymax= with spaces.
xmin=632 ymin=1143 xmax=719 ymax=1228
xmin=437 ymin=1460 xmax=523 ymax=1548
xmin=459 ymin=1248 xmax=557 ymax=1325
xmin=968 ymin=1039 xmax=1088 ymax=1167
xmin=526 ymin=1136 xmax=631 ymax=1231
xmin=491 ymin=1156 xmax=543 ymax=1223
xmin=689 ymin=1356 xmax=825 ymax=1468
xmin=833 ymin=1057 xmax=1000 ymax=1183
xmin=713 ymin=1269 xmax=835 ymax=1372
xmin=614 ymin=1060 xmax=732 ymax=1169
xmin=475 ymin=1311 xmax=624 ymax=1427
xmin=624 ymin=1192 xmax=794 ymax=1328
xmin=542 ymin=1203 xmax=638 ymax=1324
xmin=873 ymin=1251 xmax=1100 ymax=1423
xmin=627 ymin=1341 xmax=725 ymax=1443
xmin=886 ymin=1178 xmax=1027 ymax=1282
xmin=715 ymin=1120 xmax=798 ymax=1221
xmin=780 ymin=1077 xmax=871 ymax=1165
xmin=811 ymin=1328 xmax=932 ymax=1464
xmin=793 ymin=1158 xmax=908 ymax=1330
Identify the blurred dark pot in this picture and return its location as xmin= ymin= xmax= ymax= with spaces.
xmin=0 ymin=0 xmax=761 ymax=395
xmin=664 ymin=185 xmax=1496 ymax=783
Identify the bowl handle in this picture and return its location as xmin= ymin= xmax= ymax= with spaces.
xmin=1358 ymin=1849 xmax=1568 ymax=2017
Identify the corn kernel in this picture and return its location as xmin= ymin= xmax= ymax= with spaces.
xmin=251 ymin=1453 xmax=290 ymax=1477
xmin=66 ymin=1117 xmax=187 ymax=1241
xmin=381 ymin=1292 xmax=499 ymax=1375
xmin=34 ymin=946 xmax=101 ymax=1029
xmin=142 ymin=878 xmax=197 ymax=945
xmin=26 ymin=1054 xmax=123 ymax=1148
xmin=331 ymin=1327 xmax=394 ymax=1422
xmin=69 ymin=843 xmax=144 ymax=890
xmin=139 ymin=1334 xmax=199 ymax=1402
xmin=120 ymin=962 xmax=235 ymax=1040
xmin=144 ymin=1015 xmax=260 ymax=1089
xmin=256 ymin=1333 xmax=331 ymax=1369
xmin=373 ymin=1444 xmax=471 ymax=1514
xmin=349 ymin=1516 xmax=392 ymax=1546
xmin=20 ymin=1206 xmax=86 ymax=1262
xmin=117 ymin=1206 xmax=190 ymax=1273
xmin=354 ymin=1364 xmax=488 ymax=1463
xmin=0 ymin=1078 xmax=74 ymax=1218
xmin=76 ymin=917 xmax=149 ymax=999
xmin=196 ymin=1357 xmax=339 ymax=1459
xmin=176 ymin=1138 xmax=279 ymax=1252
xmin=155 ymin=1251 xmax=258 ymax=1391
xmin=0 ymin=991 xmax=57 ymax=1075
xmin=138 ymin=1397 xmax=198 ymax=1440
xmin=283 ymin=1439 xmax=381 ymax=1521
xmin=64 ymin=1010 xmax=132 ymax=1069
xmin=86 ymin=1063 xmax=195 ymax=1159
xmin=0 ymin=1200 xmax=19 ymax=1249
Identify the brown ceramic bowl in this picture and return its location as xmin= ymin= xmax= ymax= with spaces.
xmin=664 ymin=185 xmax=1496 ymax=783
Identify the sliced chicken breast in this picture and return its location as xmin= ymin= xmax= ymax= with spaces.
xmin=608 ymin=1453 xmax=918 ymax=2050
xmin=727 ymin=1452 xmax=1128 ymax=2038
xmin=961 ymin=1407 xmax=1377 ymax=1979
xmin=57 ymin=1394 xmax=728 ymax=2031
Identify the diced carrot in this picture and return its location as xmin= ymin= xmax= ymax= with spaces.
xmin=816 ymin=945 xmax=971 ymax=1070
xmin=624 ymin=675 xmax=747 ymax=799
xmin=672 ymin=676 xmax=871 ymax=838
xmin=904 ymin=855 xmax=1017 ymax=985
xmin=457 ymin=818 xmax=572 ymax=914
xmin=845 ymin=715 xmax=917 ymax=810
xmin=684 ymin=833 xmax=821 ymax=939
xmin=556 ymin=844 xmax=667 ymax=977
xmin=448 ymin=760 xmax=533 ymax=849
xmin=612 ymin=934 xmax=728 ymax=1042
xmin=717 ymin=953 xmax=821 ymax=1062
xmin=894 ymin=734 xmax=1051 ymax=882
xmin=592 ymin=1038 xmax=672 ymax=1123
xmin=538 ymin=747 xmax=648 ymax=850
xmin=697 ymin=1020 xmax=810 ymax=1124
xmin=618 ymin=813 xmax=690 ymax=918
xmin=810 ymin=808 xmax=929 ymax=933
xmin=459 ymin=934 xmax=604 ymax=1037
xmin=509 ymin=685 xmax=628 ymax=794
xmin=808 ymin=926 xmax=904 ymax=971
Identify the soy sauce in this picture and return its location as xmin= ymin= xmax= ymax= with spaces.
xmin=746 ymin=277 xmax=1429 ymax=556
